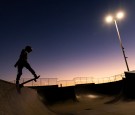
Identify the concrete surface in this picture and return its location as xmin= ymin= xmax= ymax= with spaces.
xmin=0 ymin=80 xmax=55 ymax=115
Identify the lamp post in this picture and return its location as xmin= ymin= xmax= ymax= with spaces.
xmin=105 ymin=11 xmax=129 ymax=71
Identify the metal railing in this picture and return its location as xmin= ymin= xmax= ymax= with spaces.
xmin=11 ymin=73 xmax=124 ymax=87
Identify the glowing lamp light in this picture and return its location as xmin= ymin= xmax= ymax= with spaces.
xmin=105 ymin=15 xmax=113 ymax=23
xmin=116 ymin=11 xmax=124 ymax=19
xmin=104 ymin=10 xmax=130 ymax=71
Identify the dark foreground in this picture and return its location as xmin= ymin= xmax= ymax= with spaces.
xmin=1 ymin=72 xmax=135 ymax=115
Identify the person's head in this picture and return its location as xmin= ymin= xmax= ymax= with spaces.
xmin=25 ymin=46 xmax=32 ymax=53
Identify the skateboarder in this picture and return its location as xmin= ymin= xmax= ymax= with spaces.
xmin=14 ymin=46 xmax=38 ymax=85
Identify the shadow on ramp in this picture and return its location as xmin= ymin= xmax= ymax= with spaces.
xmin=0 ymin=79 xmax=56 ymax=115
xmin=32 ymin=85 xmax=77 ymax=105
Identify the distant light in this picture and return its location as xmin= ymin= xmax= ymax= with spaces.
xmin=116 ymin=11 xmax=124 ymax=19
xmin=105 ymin=15 xmax=113 ymax=23
xmin=87 ymin=94 xmax=99 ymax=99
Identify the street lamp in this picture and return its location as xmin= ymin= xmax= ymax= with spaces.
xmin=105 ymin=11 xmax=129 ymax=71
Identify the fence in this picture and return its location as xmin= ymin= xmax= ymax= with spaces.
xmin=12 ymin=78 xmax=58 ymax=86
xmin=11 ymin=73 xmax=124 ymax=87
xmin=63 ymin=73 xmax=124 ymax=86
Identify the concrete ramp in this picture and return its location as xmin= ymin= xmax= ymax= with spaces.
xmin=0 ymin=80 xmax=55 ymax=115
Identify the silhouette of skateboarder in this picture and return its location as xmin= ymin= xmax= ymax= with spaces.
xmin=14 ymin=46 xmax=38 ymax=85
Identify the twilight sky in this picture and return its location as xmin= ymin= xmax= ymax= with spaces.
xmin=1 ymin=0 xmax=135 ymax=81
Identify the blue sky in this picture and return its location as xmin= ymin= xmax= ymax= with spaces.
xmin=1 ymin=0 xmax=135 ymax=81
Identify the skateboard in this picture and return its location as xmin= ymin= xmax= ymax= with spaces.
xmin=19 ymin=75 xmax=40 ymax=88
xmin=16 ymin=75 xmax=40 ymax=93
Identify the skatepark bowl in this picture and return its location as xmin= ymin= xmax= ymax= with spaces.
xmin=1 ymin=72 xmax=135 ymax=115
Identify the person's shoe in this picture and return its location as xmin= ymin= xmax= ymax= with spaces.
xmin=16 ymin=80 xmax=19 ymax=85
xmin=34 ymin=79 xmax=37 ymax=82
xmin=16 ymin=80 xmax=20 ymax=90
xmin=34 ymin=75 xmax=38 ymax=82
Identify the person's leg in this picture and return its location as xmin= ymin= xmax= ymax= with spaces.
xmin=16 ymin=65 xmax=23 ymax=85
xmin=25 ymin=63 xmax=38 ymax=78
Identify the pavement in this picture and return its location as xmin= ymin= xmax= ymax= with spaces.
xmin=1 ymin=79 xmax=135 ymax=115
xmin=0 ymin=79 xmax=56 ymax=115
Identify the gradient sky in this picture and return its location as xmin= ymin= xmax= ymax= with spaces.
xmin=1 ymin=0 xmax=135 ymax=81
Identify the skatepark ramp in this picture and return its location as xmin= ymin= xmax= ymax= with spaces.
xmin=1 ymin=71 xmax=135 ymax=115
xmin=31 ymin=80 xmax=124 ymax=105
xmin=0 ymin=79 xmax=56 ymax=115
